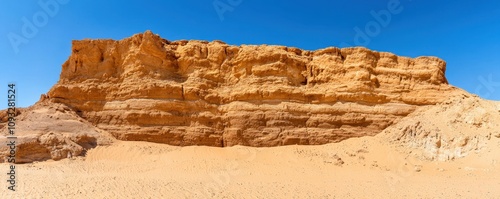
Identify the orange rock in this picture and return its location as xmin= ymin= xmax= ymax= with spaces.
xmin=43 ymin=30 xmax=464 ymax=147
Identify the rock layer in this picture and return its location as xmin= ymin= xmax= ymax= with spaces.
xmin=46 ymin=31 xmax=461 ymax=147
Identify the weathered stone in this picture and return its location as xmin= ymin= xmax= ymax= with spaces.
xmin=44 ymin=31 xmax=461 ymax=147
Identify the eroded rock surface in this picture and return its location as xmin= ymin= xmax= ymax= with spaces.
xmin=382 ymin=94 xmax=500 ymax=161
xmin=0 ymin=101 xmax=114 ymax=163
xmin=44 ymin=31 xmax=462 ymax=147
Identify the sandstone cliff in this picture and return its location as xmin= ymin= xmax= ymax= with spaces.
xmin=42 ymin=30 xmax=461 ymax=147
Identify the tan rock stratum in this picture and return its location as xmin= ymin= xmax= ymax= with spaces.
xmin=49 ymin=30 xmax=461 ymax=144
xmin=0 ymin=30 xmax=492 ymax=163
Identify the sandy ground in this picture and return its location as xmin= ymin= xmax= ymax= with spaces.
xmin=2 ymin=135 xmax=500 ymax=199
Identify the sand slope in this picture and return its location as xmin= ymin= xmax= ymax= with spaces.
xmin=2 ymin=133 xmax=500 ymax=199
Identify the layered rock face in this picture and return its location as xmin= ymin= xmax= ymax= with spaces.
xmin=46 ymin=31 xmax=460 ymax=147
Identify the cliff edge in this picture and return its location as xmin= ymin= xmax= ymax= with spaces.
xmin=1 ymin=31 xmax=473 ymax=163
xmin=46 ymin=30 xmax=461 ymax=147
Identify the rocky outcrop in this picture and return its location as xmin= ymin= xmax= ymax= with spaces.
xmin=381 ymin=94 xmax=500 ymax=161
xmin=45 ymin=30 xmax=461 ymax=147
xmin=0 ymin=101 xmax=114 ymax=163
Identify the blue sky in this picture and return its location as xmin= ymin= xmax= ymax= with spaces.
xmin=1 ymin=0 xmax=499 ymax=109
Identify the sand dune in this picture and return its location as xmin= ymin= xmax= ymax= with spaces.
xmin=2 ymin=132 xmax=500 ymax=198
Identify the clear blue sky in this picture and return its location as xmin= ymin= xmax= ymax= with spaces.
xmin=1 ymin=0 xmax=499 ymax=109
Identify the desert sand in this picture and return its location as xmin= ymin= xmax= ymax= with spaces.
xmin=1 ymin=134 xmax=500 ymax=198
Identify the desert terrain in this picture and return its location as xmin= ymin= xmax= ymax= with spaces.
xmin=1 ymin=31 xmax=500 ymax=198
xmin=2 ymin=116 xmax=500 ymax=198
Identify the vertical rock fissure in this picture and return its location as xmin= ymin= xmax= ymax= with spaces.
xmin=181 ymin=84 xmax=185 ymax=100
